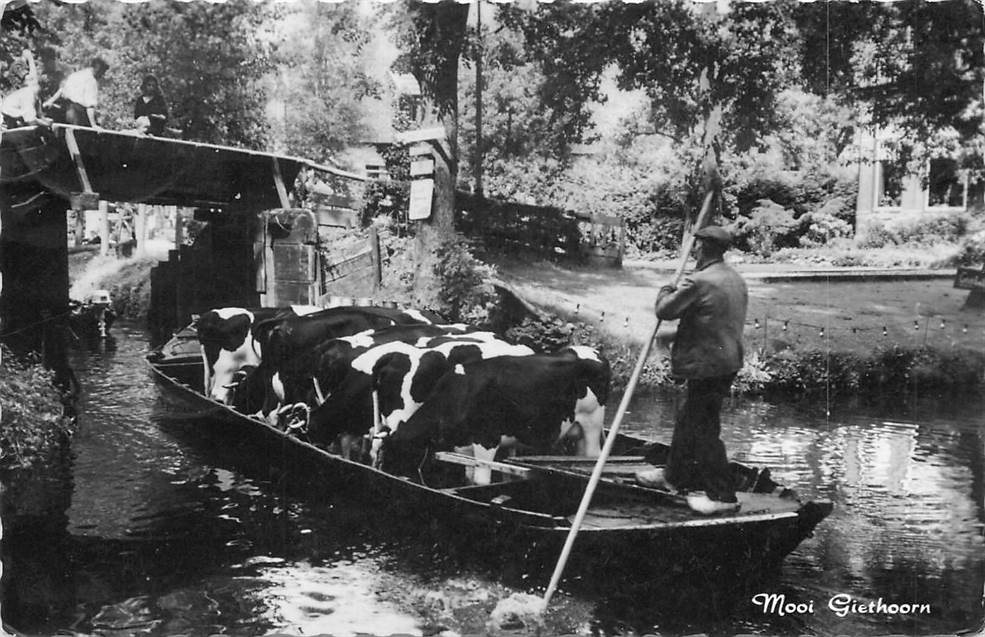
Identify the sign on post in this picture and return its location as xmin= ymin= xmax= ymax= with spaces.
xmin=410 ymin=158 xmax=435 ymax=177
xmin=408 ymin=178 xmax=434 ymax=220
xmin=954 ymin=266 xmax=985 ymax=291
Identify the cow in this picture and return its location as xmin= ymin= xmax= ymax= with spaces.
xmin=256 ymin=305 xmax=444 ymax=374
xmin=247 ymin=323 xmax=484 ymax=426
xmin=199 ymin=304 xmax=442 ymax=406
xmin=305 ymin=337 xmax=532 ymax=461
xmin=383 ymin=346 xmax=611 ymax=485
xmin=196 ymin=305 xmax=321 ymax=403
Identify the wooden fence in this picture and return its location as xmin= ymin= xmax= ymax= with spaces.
xmin=455 ymin=191 xmax=625 ymax=266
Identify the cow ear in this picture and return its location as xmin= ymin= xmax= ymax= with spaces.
xmin=370 ymin=353 xmax=393 ymax=388
xmin=222 ymin=314 xmax=251 ymax=352
xmin=409 ymin=351 xmax=450 ymax=403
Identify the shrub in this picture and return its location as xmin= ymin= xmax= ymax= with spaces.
xmin=0 ymin=346 xmax=74 ymax=470
xmin=859 ymin=214 xmax=970 ymax=248
xmin=952 ymin=230 xmax=985 ymax=267
xmin=621 ymin=181 xmax=689 ymax=254
xmin=730 ymin=171 xmax=802 ymax=218
xmin=829 ymin=253 xmax=865 ymax=267
xmin=503 ymin=316 xmax=574 ymax=353
xmin=727 ymin=167 xmax=857 ymax=221
xmin=752 ymin=345 xmax=985 ymax=397
xmin=432 ymin=238 xmax=498 ymax=325
xmin=734 ymin=351 xmax=772 ymax=395
xmin=731 ymin=200 xmax=805 ymax=256
xmin=361 ymin=178 xmax=410 ymax=228
xmin=799 ymin=210 xmax=853 ymax=248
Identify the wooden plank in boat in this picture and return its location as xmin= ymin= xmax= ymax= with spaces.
xmin=506 ymin=456 xmax=654 ymax=476
xmin=575 ymin=496 xmax=802 ymax=529
xmin=433 ymin=451 xmax=532 ymax=478
xmin=512 ymin=455 xmax=646 ymax=464
xmin=505 ymin=456 xmax=805 ymax=519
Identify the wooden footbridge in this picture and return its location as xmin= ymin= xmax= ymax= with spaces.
xmin=0 ymin=124 xmax=366 ymax=382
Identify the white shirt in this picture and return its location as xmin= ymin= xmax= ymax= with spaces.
xmin=1 ymin=85 xmax=38 ymax=121
xmin=60 ymin=67 xmax=99 ymax=108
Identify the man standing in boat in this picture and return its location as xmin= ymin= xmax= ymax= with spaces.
xmin=636 ymin=225 xmax=747 ymax=515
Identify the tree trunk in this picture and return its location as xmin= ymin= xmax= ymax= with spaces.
xmin=407 ymin=1 xmax=470 ymax=311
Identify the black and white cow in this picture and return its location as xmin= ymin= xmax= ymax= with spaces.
xmin=305 ymin=337 xmax=531 ymax=460
xmin=385 ymin=346 xmax=611 ymax=484
xmin=197 ymin=305 xmax=321 ymax=403
xmin=252 ymin=323 xmax=481 ymax=427
xmin=199 ymin=305 xmax=441 ymax=406
xmin=229 ymin=307 xmax=439 ymax=416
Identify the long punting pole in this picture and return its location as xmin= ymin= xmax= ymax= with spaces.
xmin=541 ymin=191 xmax=716 ymax=609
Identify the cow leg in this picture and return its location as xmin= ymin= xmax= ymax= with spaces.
xmin=575 ymin=387 xmax=605 ymax=457
xmin=339 ymin=433 xmax=359 ymax=460
xmin=453 ymin=444 xmax=475 ymax=483
xmin=201 ymin=345 xmax=213 ymax=396
xmin=471 ymin=443 xmax=499 ymax=486
xmin=369 ymin=390 xmax=385 ymax=468
xmin=263 ymin=372 xmax=287 ymax=426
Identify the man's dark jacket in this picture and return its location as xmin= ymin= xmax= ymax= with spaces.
xmin=656 ymin=258 xmax=748 ymax=379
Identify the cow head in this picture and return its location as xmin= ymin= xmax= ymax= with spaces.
xmin=197 ymin=308 xmax=258 ymax=403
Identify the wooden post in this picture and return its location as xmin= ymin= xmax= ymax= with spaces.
xmin=272 ymin=158 xmax=291 ymax=209
xmin=73 ymin=210 xmax=85 ymax=246
xmin=762 ymin=316 xmax=769 ymax=354
xmin=99 ymin=201 xmax=110 ymax=256
xmin=369 ymin=225 xmax=381 ymax=290
xmin=173 ymin=206 xmax=184 ymax=247
xmin=135 ymin=204 xmax=148 ymax=256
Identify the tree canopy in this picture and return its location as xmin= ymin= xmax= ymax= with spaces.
xmin=271 ymin=2 xmax=379 ymax=162
xmin=494 ymin=0 xmax=984 ymax=178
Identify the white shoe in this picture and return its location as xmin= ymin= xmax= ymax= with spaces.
xmin=635 ymin=467 xmax=678 ymax=493
xmin=686 ymin=492 xmax=741 ymax=515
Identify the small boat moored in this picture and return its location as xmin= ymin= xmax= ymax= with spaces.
xmin=68 ymin=289 xmax=116 ymax=338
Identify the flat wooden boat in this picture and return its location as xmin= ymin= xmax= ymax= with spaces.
xmin=146 ymin=327 xmax=833 ymax=582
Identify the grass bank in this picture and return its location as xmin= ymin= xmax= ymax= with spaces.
xmin=497 ymin=258 xmax=985 ymax=398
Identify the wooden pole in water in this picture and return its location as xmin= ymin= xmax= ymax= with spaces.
xmin=540 ymin=191 xmax=715 ymax=609
xmin=99 ymin=201 xmax=110 ymax=257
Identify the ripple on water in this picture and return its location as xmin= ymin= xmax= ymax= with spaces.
xmin=251 ymin=560 xmax=423 ymax=636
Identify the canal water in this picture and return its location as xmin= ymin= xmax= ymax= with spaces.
xmin=4 ymin=322 xmax=984 ymax=636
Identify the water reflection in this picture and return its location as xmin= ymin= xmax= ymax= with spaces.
xmin=3 ymin=324 xmax=983 ymax=636
xmin=620 ymin=392 xmax=985 ymax=636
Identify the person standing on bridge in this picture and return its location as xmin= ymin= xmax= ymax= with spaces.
xmin=44 ymin=56 xmax=110 ymax=128
xmin=636 ymin=225 xmax=748 ymax=515
xmin=1 ymin=72 xmax=50 ymax=129
xmin=133 ymin=74 xmax=168 ymax=136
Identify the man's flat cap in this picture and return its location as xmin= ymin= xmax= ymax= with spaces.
xmin=694 ymin=225 xmax=732 ymax=246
